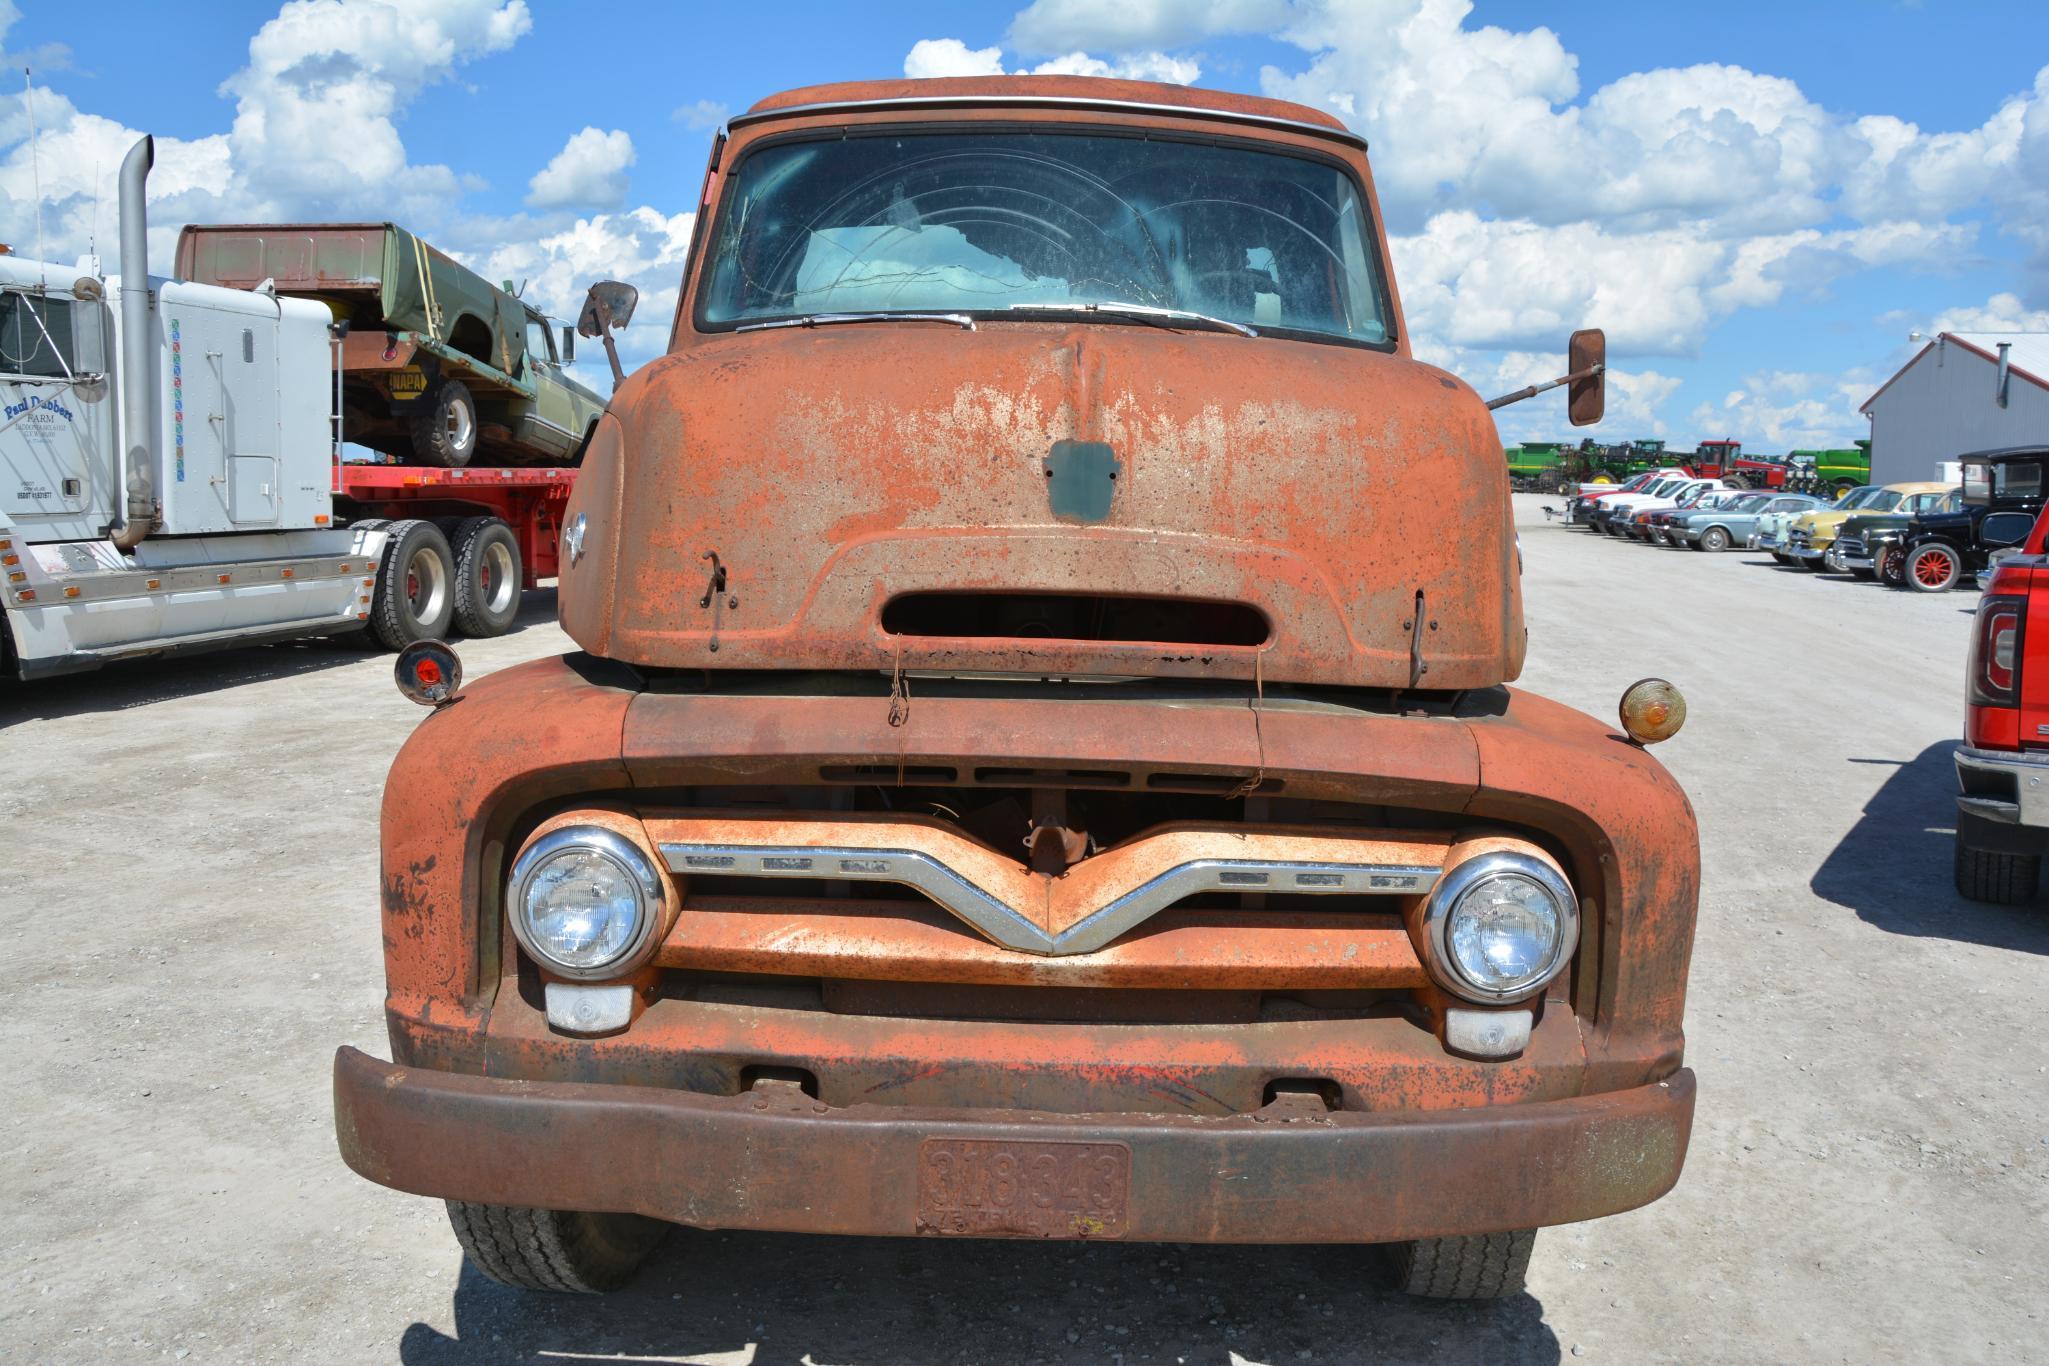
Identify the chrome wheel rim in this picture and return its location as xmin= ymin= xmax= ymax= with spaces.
xmin=480 ymin=539 xmax=517 ymax=615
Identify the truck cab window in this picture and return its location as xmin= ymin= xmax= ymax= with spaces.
xmin=524 ymin=314 xmax=556 ymax=370
xmin=0 ymin=291 xmax=79 ymax=379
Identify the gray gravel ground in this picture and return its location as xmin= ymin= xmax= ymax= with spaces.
xmin=4 ymin=491 xmax=2046 ymax=1364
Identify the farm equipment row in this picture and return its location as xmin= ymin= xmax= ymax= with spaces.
xmin=1507 ymin=437 xmax=1871 ymax=497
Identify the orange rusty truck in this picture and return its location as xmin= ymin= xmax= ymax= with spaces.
xmin=333 ymin=76 xmax=1700 ymax=1301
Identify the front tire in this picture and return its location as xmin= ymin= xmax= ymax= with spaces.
xmin=1390 ymin=1229 xmax=1536 ymax=1299
xmin=369 ymin=518 xmax=457 ymax=650
xmin=1906 ymin=542 xmax=1962 ymax=593
xmin=445 ymin=1201 xmax=667 ymax=1294
xmin=1699 ymin=526 xmax=1731 ymax=552
xmin=449 ymin=516 xmax=524 ymax=638
xmin=1954 ymin=839 xmax=2040 ymax=905
xmin=1879 ymin=545 xmax=1906 ymax=586
xmin=409 ymin=379 xmax=480 ymax=468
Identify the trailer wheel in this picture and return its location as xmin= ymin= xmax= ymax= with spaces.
xmin=369 ymin=519 xmax=457 ymax=650
xmin=445 ymin=1201 xmax=666 ymax=1294
xmin=1955 ymin=839 xmax=2040 ymax=905
xmin=1388 ymin=1229 xmax=1536 ymax=1299
xmin=450 ymin=516 xmax=523 ymax=638
xmin=409 ymin=379 xmax=479 ymax=468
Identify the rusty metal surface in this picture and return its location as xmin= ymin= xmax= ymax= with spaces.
xmin=334 ymin=1045 xmax=1695 ymax=1244
xmin=558 ymin=84 xmax=1522 ymax=689
xmin=437 ymin=973 xmax=1592 ymax=1115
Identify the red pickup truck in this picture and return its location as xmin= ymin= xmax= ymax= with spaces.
xmin=1955 ymin=504 xmax=2049 ymax=903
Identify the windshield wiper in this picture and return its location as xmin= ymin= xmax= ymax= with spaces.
xmin=1004 ymin=301 xmax=1258 ymax=338
xmin=735 ymin=311 xmax=975 ymax=333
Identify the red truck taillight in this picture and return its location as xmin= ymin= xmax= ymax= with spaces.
xmin=1969 ymin=594 xmax=2026 ymax=708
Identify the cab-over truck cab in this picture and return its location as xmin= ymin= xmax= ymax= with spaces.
xmin=333 ymin=76 xmax=1701 ymax=1304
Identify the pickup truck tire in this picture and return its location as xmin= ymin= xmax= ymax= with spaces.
xmin=445 ymin=1201 xmax=666 ymax=1293
xmin=450 ymin=516 xmax=523 ymax=638
xmin=410 ymin=379 xmax=479 ymax=468
xmin=369 ymin=519 xmax=457 ymax=650
xmin=1954 ymin=840 xmax=2040 ymax=905
xmin=1699 ymin=526 xmax=1731 ymax=552
xmin=1389 ymin=1229 xmax=1535 ymax=1299
xmin=1906 ymin=542 xmax=1962 ymax=593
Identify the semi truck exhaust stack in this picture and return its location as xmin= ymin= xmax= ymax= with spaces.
xmin=112 ymin=134 xmax=157 ymax=551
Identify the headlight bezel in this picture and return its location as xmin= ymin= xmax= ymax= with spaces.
xmin=507 ymin=825 xmax=667 ymax=980
xmin=1419 ymin=851 xmax=1580 ymax=1004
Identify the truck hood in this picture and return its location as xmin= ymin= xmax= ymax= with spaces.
xmin=560 ymin=322 xmax=1523 ymax=689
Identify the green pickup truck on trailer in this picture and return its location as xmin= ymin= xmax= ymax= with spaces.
xmin=176 ymin=222 xmax=608 ymax=468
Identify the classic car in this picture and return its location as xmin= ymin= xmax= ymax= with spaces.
xmin=1895 ymin=448 xmax=2049 ymax=592
xmin=1784 ymin=482 xmax=1950 ymax=569
xmin=1751 ymin=491 xmax=1833 ymax=560
xmin=1668 ymin=490 xmax=1796 ymax=550
xmin=1833 ymin=489 xmax=1962 ymax=580
xmin=1637 ymin=487 xmax=1747 ymax=543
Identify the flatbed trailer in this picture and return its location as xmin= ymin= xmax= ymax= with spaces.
xmin=334 ymin=462 xmax=572 ymax=589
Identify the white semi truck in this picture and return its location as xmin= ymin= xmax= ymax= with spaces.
xmin=1 ymin=136 xmax=593 ymax=681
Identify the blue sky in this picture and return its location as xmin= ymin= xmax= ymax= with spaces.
xmin=3 ymin=0 xmax=2046 ymax=450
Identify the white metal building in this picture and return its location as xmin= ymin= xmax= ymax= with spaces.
xmin=1861 ymin=333 xmax=2049 ymax=485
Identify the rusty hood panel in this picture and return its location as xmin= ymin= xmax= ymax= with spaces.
xmin=562 ymin=322 xmax=1522 ymax=688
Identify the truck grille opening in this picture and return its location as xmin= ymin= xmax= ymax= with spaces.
xmin=881 ymin=592 xmax=1271 ymax=647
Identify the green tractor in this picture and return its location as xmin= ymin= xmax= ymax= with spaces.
xmin=1506 ymin=440 xmax=1573 ymax=493
xmin=1789 ymin=441 xmax=1871 ymax=498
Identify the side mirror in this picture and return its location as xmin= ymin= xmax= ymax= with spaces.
xmin=1567 ymin=328 xmax=1605 ymax=427
xmin=577 ymin=280 xmax=640 ymax=391
xmin=1484 ymin=326 xmax=1607 ymax=422
xmin=578 ymin=280 xmax=639 ymax=337
xmin=561 ymin=324 xmax=575 ymax=363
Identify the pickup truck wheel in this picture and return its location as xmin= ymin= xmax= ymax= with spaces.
xmin=445 ymin=1201 xmax=666 ymax=1293
xmin=1699 ymin=526 xmax=1731 ymax=552
xmin=409 ymin=379 xmax=479 ymax=468
xmin=1389 ymin=1229 xmax=1536 ymax=1299
xmin=1906 ymin=542 xmax=1962 ymax=593
xmin=1954 ymin=839 xmax=2040 ymax=905
xmin=369 ymin=519 xmax=457 ymax=649
xmin=450 ymin=516 xmax=523 ymax=638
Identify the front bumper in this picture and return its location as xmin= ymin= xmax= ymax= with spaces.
xmin=333 ymin=1046 xmax=1695 ymax=1244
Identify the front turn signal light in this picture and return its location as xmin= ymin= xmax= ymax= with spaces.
xmin=395 ymin=639 xmax=463 ymax=707
xmin=1619 ymin=678 xmax=1685 ymax=745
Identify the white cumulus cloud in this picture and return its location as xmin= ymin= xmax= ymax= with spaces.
xmin=526 ymin=126 xmax=635 ymax=210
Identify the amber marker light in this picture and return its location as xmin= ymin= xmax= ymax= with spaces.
xmin=395 ymin=639 xmax=463 ymax=707
xmin=1619 ymin=678 xmax=1686 ymax=745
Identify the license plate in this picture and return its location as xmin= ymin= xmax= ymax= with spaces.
xmin=916 ymin=1138 xmax=1130 ymax=1239
xmin=388 ymin=367 xmax=428 ymax=396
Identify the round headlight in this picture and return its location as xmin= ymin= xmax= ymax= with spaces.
xmin=508 ymin=827 xmax=665 ymax=979
xmin=1422 ymin=852 xmax=1579 ymax=1004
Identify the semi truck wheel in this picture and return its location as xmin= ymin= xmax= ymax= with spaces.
xmin=1389 ymin=1229 xmax=1535 ymax=1299
xmin=409 ymin=379 xmax=479 ymax=468
xmin=369 ymin=519 xmax=457 ymax=650
xmin=1954 ymin=839 xmax=2040 ymax=905
xmin=450 ymin=516 xmax=523 ymax=638
xmin=1906 ymin=542 xmax=1962 ymax=593
xmin=1698 ymin=526 xmax=1731 ymax=552
xmin=445 ymin=1201 xmax=666 ymax=1294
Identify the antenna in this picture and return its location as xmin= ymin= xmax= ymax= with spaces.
xmin=24 ymin=67 xmax=44 ymax=282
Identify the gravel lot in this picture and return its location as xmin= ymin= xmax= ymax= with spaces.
xmin=4 ymin=491 xmax=2046 ymax=1364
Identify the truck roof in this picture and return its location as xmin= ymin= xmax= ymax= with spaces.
xmin=736 ymin=75 xmax=1362 ymax=147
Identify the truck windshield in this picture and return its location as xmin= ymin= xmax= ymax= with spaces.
xmin=698 ymin=131 xmax=1391 ymax=346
